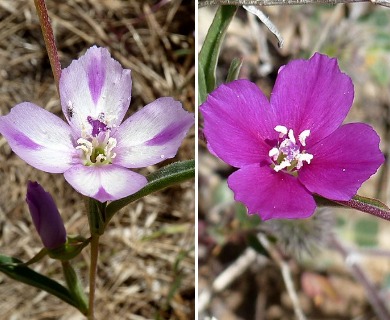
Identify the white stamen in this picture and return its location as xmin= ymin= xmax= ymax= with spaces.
xmin=274 ymin=125 xmax=288 ymax=138
xmin=76 ymin=138 xmax=93 ymax=158
xmin=96 ymin=154 xmax=107 ymax=163
xmin=270 ymin=125 xmax=313 ymax=173
xmin=76 ymin=131 xmax=117 ymax=166
xmin=288 ymin=129 xmax=296 ymax=144
xmin=298 ymin=129 xmax=311 ymax=147
xmin=274 ymin=159 xmax=291 ymax=172
xmin=268 ymin=147 xmax=279 ymax=160
xmin=297 ymin=153 xmax=313 ymax=164
xmin=296 ymin=153 xmax=314 ymax=169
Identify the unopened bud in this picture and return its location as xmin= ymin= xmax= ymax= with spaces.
xmin=26 ymin=181 xmax=67 ymax=249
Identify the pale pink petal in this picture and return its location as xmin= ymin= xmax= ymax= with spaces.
xmin=0 ymin=103 xmax=75 ymax=173
xmin=298 ymin=123 xmax=384 ymax=200
xmin=60 ymin=46 xmax=132 ymax=133
xmin=113 ymin=97 xmax=194 ymax=168
xmin=64 ymin=164 xmax=147 ymax=202
xmin=228 ymin=164 xmax=316 ymax=220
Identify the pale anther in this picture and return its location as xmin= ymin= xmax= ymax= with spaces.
xmin=274 ymin=125 xmax=288 ymax=138
xmin=268 ymin=147 xmax=279 ymax=160
xmin=298 ymin=129 xmax=311 ymax=147
xmin=274 ymin=159 xmax=291 ymax=172
xmin=288 ymin=129 xmax=296 ymax=144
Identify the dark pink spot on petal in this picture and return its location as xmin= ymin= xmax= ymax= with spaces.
xmin=145 ymin=121 xmax=190 ymax=146
xmin=88 ymin=55 xmax=106 ymax=105
xmin=87 ymin=116 xmax=108 ymax=136
xmin=94 ymin=186 xmax=113 ymax=202
xmin=13 ymin=133 xmax=42 ymax=150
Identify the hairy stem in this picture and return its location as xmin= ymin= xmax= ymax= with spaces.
xmin=34 ymin=0 xmax=61 ymax=93
xmin=88 ymin=235 xmax=100 ymax=320
xmin=199 ymin=0 xmax=390 ymax=7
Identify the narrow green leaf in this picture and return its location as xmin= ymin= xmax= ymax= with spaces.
xmin=62 ymin=261 xmax=88 ymax=313
xmin=315 ymin=194 xmax=390 ymax=221
xmin=0 ymin=255 xmax=87 ymax=314
xmin=198 ymin=65 xmax=208 ymax=105
xmin=226 ymin=57 xmax=243 ymax=82
xmin=106 ymin=160 xmax=195 ymax=224
xmin=198 ymin=5 xmax=237 ymax=103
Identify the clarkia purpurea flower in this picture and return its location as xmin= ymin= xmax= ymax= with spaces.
xmin=0 ymin=46 xmax=194 ymax=202
xmin=200 ymin=53 xmax=384 ymax=220
xmin=26 ymin=181 xmax=66 ymax=249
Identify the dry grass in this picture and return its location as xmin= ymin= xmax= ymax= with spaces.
xmin=0 ymin=0 xmax=194 ymax=319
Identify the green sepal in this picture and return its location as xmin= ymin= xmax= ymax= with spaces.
xmin=22 ymin=248 xmax=48 ymax=266
xmin=87 ymin=198 xmax=107 ymax=236
xmin=106 ymin=160 xmax=195 ymax=226
xmin=47 ymin=236 xmax=91 ymax=260
xmin=198 ymin=5 xmax=237 ymax=104
xmin=0 ymin=254 xmax=88 ymax=315
xmin=315 ymin=194 xmax=390 ymax=221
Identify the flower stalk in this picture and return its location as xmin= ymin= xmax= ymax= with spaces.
xmin=33 ymin=0 xmax=61 ymax=93
xmin=88 ymin=235 xmax=100 ymax=320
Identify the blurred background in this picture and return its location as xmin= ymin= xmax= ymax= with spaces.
xmin=199 ymin=3 xmax=390 ymax=320
xmin=0 ymin=0 xmax=195 ymax=319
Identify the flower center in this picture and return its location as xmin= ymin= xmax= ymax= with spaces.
xmin=269 ymin=125 xmax=313 ymax=173
xmin=76 ymin=114 xmax=117 ymax=166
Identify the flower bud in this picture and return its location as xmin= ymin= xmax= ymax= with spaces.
xmin=26 ymin=181 xmax=67 ymax=249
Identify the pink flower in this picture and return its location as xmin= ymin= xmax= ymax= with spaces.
xmin=0 ymin=46 xmax=194 ymax=202
xmin=200 ymin=53 xmax=384 ymax=220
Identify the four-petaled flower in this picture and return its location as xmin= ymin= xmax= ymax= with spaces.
xmin=0 ymin=46 xmax=194 ymax=202
xmin=200 ymin=53 xmax=384 ymax=220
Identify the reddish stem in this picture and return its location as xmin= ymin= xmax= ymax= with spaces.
xmin=34 ymin=0 xmax=61 ymax=94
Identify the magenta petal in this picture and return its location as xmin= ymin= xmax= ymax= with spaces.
xmin=64 ymin=164 xmax=147 ymax=202
xmin=299 ymin=123 xmax=384 ymax=200
xmin=270 ymin=53 xmax=354 ymax=144
xmin=228 ymin=164 xmax=316 ymax=220
xmin=60 ymin=46 xmax=132 ymax=132
xmin=114 ymin=97 xmax=194 ymax=168
xmin=0 ymin=103 xmax=75 ymax=173
xmin=200 ymin=80 xmax=276 ymax=168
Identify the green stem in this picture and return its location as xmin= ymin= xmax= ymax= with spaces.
xmin=34 ymin=0 xmax=61 ymax=94
xmin=88 ymin=235 xmax=100 ymax=320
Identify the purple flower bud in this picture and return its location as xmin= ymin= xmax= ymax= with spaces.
xmin=26 ymin=181 xmax=67 ymax=249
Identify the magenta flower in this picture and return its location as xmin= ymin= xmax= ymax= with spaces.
xmin=26 ymin=181 xmax=67 ymax=249
xmin=0 ymin=46 xmax=194 ymax=202
xmin=200 ymin=53 xmax=384 ymax=220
